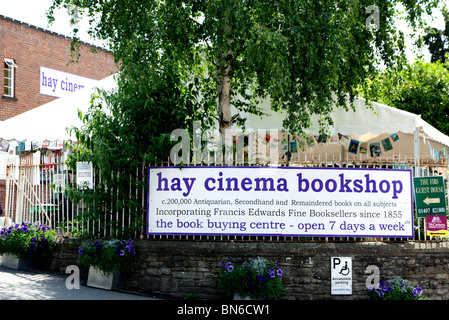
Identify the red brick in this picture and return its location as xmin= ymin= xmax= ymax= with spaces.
xmin=0 ymin=15 xmax=117 ymax=120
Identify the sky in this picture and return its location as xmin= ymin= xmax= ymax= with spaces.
xmin=1 ymin=0 xmax=103 ymax=46
xmin=1 ymin=0 xmax=446 ymax=62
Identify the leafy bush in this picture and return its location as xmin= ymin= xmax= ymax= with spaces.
xmin=0 ymin=222 xmax=56 ymax=267
xmin=78 ymin=238 xmax=137 ymax=276
xmin=368 ymin=276 xmax=426 ymax=300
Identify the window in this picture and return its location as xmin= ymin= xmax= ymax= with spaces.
xmin=4 ymin=58 xmax=17 ymax=98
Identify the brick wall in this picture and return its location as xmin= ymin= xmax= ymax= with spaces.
xmin=50 ymin=239 xmax=449 ymax=300
xmin=0 ymin=15 xmax=117 ymax=120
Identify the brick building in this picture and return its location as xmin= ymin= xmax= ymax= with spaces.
xmin=0 ymin=14 xmax=117 ymax=120
xmin=0 ymin=15 xmax=117 ymax=223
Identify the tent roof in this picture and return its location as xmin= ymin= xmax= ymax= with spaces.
xmin=237 ymin=96 xmax=449 ymax=147
xmin=0 ymin=74 xmax=116 ymax=141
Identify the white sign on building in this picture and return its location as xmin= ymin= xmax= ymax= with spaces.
xmin=40 ymin=66 xmax=98 ymax=98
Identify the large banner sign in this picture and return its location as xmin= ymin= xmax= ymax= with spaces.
xmin=40 ymin=66 xmax=98 ymax=98
xmin=147 ymin=167 xmax=414 ymax=237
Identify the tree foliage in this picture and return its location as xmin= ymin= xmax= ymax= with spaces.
xmin=65 ymin=59 xmax=203 ymax=237
xmin=48 ymin=0 xmax=441 ymax=137
xmin=358 ymin=59 xmax=449 ymax=135
xmin=47 ymin=0 xmax=442 ymax=236
xmin=423 ymin=7 xmax=449 ymax=63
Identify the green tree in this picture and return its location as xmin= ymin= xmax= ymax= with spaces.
xmin=359 ymin=59 xmax=449 ymax=135
xmin=65 ymin=58 xmax=202 ymax=237
xmin=46 ymin=0 xmax=442 ymax=236
xmin=423 ymin=7 xmax=449 ymax=63
xmin=48 ymin=0 xmax=441 ymax=137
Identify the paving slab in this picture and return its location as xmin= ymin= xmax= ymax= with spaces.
xmin=0 ymin=265 xmax=159 ymax=300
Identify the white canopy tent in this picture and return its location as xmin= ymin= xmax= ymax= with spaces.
xmin=237 ymin=96 xmax=449 ymax=146
xmin=234 ymin=96 xmax=449 ymax=167
xmin=0 ymin=74 xmax=116 ymax=141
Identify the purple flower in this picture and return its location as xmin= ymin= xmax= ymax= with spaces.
xmin=412 ymin=287 xmax=422 ymax=296
xmin=94 ymin=242 xmax=102 ymax=252
xmin=277 ymin=269 xmax=283 ymax=277
xmin=226 ymin=265 xmax=234 ymax=272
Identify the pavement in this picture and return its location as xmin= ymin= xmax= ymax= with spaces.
xmin=0 ymin=264 xmax=161 ymax=300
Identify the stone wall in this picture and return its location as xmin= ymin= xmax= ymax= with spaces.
xmin=50 ymin=238 xmax=449 ymax=300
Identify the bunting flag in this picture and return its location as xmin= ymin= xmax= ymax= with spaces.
xmin=369 ymin=142 xmax=382 ymax=157
xmin=381 ymin=137 xmax=393 ymax=152
xmin=329 ymin=136 xmax=339 ymax=144
xmin=359 ymin=142 xmax=368 ymax=154
xmin=264 ymin=134 xmax=271 ymax=145
xmin=348 ymin=139 xmax=359 ymax=154
xmin=18 ymin=141 xmax=25 ymax=152
xmin=338 ymin=133 xmax=349 ymax=146
xmin=32 ymin=140 xmax=42 ymax=150
xmin=0 ymin=139 xmax=9 ymax=152
xmin=270 ymin=136 xmax=279 ymax=150
xmin=289 ymin=141 xmax=298 ymax=153
xmin=281 ymin=139 xmax=289 ymax=152
xmin=306 ymin=136 xmax=316 ymax=148
xmin=391 ymin=133 xmax=399 ymax=142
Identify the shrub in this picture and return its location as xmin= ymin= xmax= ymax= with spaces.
xmin=78 ymin=238 xmax=137 ymax=276
xmin=368 ymin=276 xmax=426 ymax=300
xmin=0 ymin=222 xmax=56 ymax=267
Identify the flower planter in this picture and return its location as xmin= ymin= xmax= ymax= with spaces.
xmin=87 ymin=266 xmax=125 ymax=290
xmin=1 ymin=253 xmax=34 ymax=270
xmin=220 ymin=258 xmax=284 ymax=300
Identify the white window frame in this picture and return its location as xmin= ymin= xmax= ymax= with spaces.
xmin=4 ymin=58 xmax=18 ymax=98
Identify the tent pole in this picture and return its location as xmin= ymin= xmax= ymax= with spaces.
xmin=414 ymin=127 xmax=421 ymax=241
xmin=414 ymin=127 xmax=420 ymax=178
